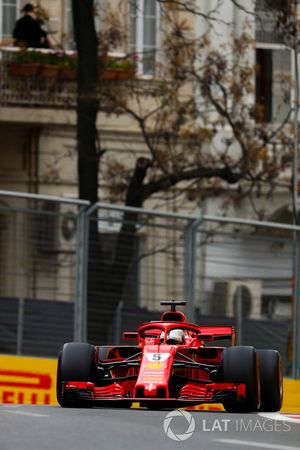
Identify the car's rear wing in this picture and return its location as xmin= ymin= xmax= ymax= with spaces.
xmin=197 ymin=326 xmax=236 ymax=345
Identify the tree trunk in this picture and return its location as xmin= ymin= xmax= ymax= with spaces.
xmin=72 ymin=0 xmax=104 ymax=342
xmin=72 ymin=0 xmax=98 ymax=203
xmin=87 ymin=158 xmax=151 ymax=344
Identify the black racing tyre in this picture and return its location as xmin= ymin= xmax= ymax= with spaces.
xmin=57 ymin=342 xmax=96 ymax=407
xmin=222 ymin=346 xmax=260 ymax=413
xmin=257 ymin=349 xmax=283 ymax=412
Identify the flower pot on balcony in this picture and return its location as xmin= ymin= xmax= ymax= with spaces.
xmin=39 ymin=64 xmax=60 ymax=79
xmin=7 ymin=62 xmax=40 ymax=76
xmin=116 ymin=69 xmax=135 ymax=80
xmin=101 ymin=69 xmax=117 ymax=80
xmin=60 ymin=67 xmax=77 ymax=81
xmin=101 ymin=68 xmax=135 ymax=81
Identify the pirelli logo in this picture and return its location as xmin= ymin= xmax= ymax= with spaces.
xmin=0 ymin=355 xmax=57 ymax=405
xmin=0 ymin=370 xmax=52 ymax=389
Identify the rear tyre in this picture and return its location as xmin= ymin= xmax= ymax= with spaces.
xmin=257 ymin=349 xmax=283 ymax=412
xmin=222 ymin=346 xmax=260 ymax=413
xmin=57 ymin=342 xmax=96 ymax=408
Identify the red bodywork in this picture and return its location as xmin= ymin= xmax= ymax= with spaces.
xmin=61 ymin=309 xmax=246 ymax=407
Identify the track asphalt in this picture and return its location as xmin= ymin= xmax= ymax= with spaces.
xmin=0 ymin=404 xmax=299 ymax=450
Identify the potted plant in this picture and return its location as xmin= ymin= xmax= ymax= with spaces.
xmin=7 ymin=50 xmax=136 ymax=82
xmin=7 ymin=50 xmax=75 ymax=80
xmin=7 ymin=49 xmax=41 ymax=76
xmin=57 ymin=53 xmax=77 ymax=81
xmin=38 ymin=52 xmax=60 ymax=78
xmin=100 ymin=54 xmax=137 ymax=81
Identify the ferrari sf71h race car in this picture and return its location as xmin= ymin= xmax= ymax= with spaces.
xmin=57 ymin=301 xmax=283 ymax=412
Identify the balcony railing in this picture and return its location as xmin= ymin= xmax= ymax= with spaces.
xmin=0 ymin=47 xmax=139 ymax=111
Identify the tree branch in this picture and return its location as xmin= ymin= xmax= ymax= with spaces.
xmin=141 ymin=165 xmax=241 ymax=200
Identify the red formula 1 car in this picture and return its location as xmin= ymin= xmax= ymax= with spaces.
xmin=56 ymin=301 xmax=283 ymax=412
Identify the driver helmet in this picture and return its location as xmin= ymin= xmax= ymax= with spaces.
xmin=166 ymin=329 xmax=185 ymax=345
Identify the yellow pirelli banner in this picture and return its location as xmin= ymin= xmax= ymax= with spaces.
xmin=282 ymin=378 xmax=300 ymax=413
xmin=0 ymin=354 xmax=58 ymax=405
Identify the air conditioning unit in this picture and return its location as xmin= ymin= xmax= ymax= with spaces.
xmin=212 ymin=280 xmax=262 ymax=319
xmin=58 ymin=203 xmax=77 ymax=251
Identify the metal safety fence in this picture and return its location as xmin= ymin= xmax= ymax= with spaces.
xmin=0 ymin=190 xmax=299 ymax=378
xmin=0 ymin=191 xmax=88 ymax=356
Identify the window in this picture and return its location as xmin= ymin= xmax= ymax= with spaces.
xmin=255 ymin=47 xmax=291 ymax=123
xmin=255 ymin=0 xmax=292 ymax=46
xmin=65 ymin=0 xmax=75 ymax=50
xmin=256 ymin=0 xmax=281 ymax=45
xmin=0 ymin=0 xmax=19 ymax=41
xmin=130 ymin=0 xmax=158 ymax=76
xmin=255 ymin=0 xmax=292 ymax=123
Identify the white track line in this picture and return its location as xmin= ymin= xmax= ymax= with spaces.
xmin=3 ymin=410 xmax=48 ymax=417
xmin=0 ymin=404 xmax=21 ymax=408
xmin=258 ymin=413 xmax=300 ymax=424
xmin=214 ymin=438 xmax=299 ymax=450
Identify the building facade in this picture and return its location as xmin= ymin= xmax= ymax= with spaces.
xmin=0 ymin=0 xmax=296 ymax=318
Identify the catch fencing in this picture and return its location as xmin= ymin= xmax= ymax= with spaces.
xmin=0 ymin=191 xmax=88 ymax=356
xmin=0 ymin=190 xmax=299 ymax=377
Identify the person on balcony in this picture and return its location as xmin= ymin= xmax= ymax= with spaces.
xmin=12 ymin=3 xmax=49 ymax=49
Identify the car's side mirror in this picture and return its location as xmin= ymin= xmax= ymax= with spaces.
xmin=122 ymin=332 xmax=138 ymax=340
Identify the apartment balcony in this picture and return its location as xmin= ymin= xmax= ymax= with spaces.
xmin=0 ymin=47 xmax=142 ymax=112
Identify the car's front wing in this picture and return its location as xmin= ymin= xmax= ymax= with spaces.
xmin=60 ymin=381 xmax=246 ymax=407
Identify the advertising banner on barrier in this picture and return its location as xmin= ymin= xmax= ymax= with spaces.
xmin=282 ymin=379 xmax=300 ymax=413
xmin=0 ymin=355 xmax=58 ymax=405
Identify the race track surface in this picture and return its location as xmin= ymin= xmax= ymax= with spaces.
xmin=0 ymin=404 xmax=299 ymax=450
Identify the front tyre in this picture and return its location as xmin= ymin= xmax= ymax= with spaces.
xmin=257 ymin=349 xmax=283 ymax=412
xmin=222 ymin=346 xmax=260 ymax=413
xmin=57 ymin=342 xmax=96 ymax=407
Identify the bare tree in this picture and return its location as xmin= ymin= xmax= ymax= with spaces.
xmin=72 ymin=0 xmax=295 ymax=343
